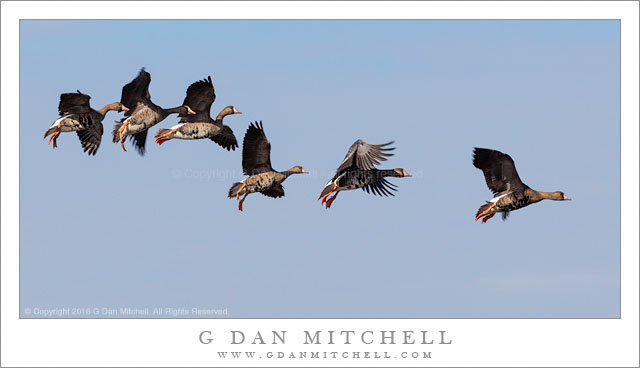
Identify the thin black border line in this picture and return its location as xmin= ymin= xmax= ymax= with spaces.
xmin=17 ymin=18 xmax=623 ymax=320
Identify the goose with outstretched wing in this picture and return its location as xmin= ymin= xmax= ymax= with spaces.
xmin=112 ymin=68 xmax=196 ymax=155
xmin=44 ymin=90 xmax=128 ymax=155
xmin=227 ymin=121 xmax=308 ymax=211
xmin=318 ymin=140 xmax=411 ymax=209
xmin=472 ymin=147 xmax=571 ymax=223
xmin=154 ymin=76 xmax=241 ymax=151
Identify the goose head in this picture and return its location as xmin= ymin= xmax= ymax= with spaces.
xmin=216 ymin=105 xmax=242 ymax=121
xmin=182 ymin=105 xmax=196 ymax=114
xmin=551 ymin=191 xmax=571 ymax=201
xmin=114 ymin=102 xmax=129 ymax=112
xmin=392 ymin=168 xmax=412 ymax=177
xmin=287 ymin=166 xmax=309 ymax=174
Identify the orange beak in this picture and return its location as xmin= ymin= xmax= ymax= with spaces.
xmin=404 ymin=171 xmax=412 ymax=177
xmin=563 ymin=195 xmax=572 ymax=200
xmin=302 ymin=169 xmax=309 ymax=174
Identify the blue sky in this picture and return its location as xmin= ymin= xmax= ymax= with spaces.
xmin=20 ymin=20 xmax=620 ymax=318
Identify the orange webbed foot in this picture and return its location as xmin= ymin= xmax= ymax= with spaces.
xmin=320 ymin=184 xmax=338 ymax=206
xmin=235 ymin=183 xmax=246 ymax=200
xmin=155 ymin=129 xmax=177 ymax=146
xmin=325 ymin=192 xmax=339 ymax=209
xmin=52 ymin=131 xmax=61 ymax=149
xmin=475 ymin=202 xmax=496 ymax=222
xmin=118 ymin=121 xmax=130 ymax=152
xmin=47 ymin=126 xmax=60 ymax=147
xmin=238 ymin=193 xmax=248 ymax=212
xmin=481 ymin=213 xmax=495 ymax=224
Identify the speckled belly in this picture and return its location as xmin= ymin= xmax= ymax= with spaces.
xmin=124 ymin=116 xmax=157 ymax=135
xmin=496 ymin=192 xmax=529 ymax=212
xmin=58 ymin=116 xmax=90 ymax=132
xmin=177 ymin=123 xmax=218 ymax=140
xmin=244 ymin=173 xmax=278 ymax=193
xmin=337 ymin=171 xmax=375 ymax=191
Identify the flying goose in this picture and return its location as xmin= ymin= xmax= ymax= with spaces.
xmin=318 ymin=140 xmax=411 ymax=208
xmin=112 ymin=68 xmax=195 ymax=155
xmin=44 ymin=90 xmax=128 ymax=155
xmin=473 ymin=147 xmax=571 ymax=223
xmin=154 ymin=76 xmax=241 ymax=151
xmin=228 ymin=121 xmax=308 ymax=211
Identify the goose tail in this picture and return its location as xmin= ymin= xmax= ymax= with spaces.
xmin=228 ymin=181 xmax=245 ymax=199
xmin=43 ymin=126 xmax=57 ymax=139
xmin=318 ymin=180 xmax=337 ymax=200
xmin=112 ymin=119 xmax=124 ymax=143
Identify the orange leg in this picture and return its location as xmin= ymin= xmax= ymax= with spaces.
xmin=475 ymin=202 xmax=496 ymax=222
xmin=47 ymin=126 xmax=60 ymax=146
xmin=52 ymin=130 xmax=61 ymax=149
xmin=481 ymin=213 xmax=495 ymax=224
xmin=238 ymin=193 xmax=248 ymax=212
xmin=155 ymin=129 xmax=177 ymax=146
xmin=235 ymin=183 xmax=246 ymax=200
xmin=320 ymin=184 xmax=338 ymax=205
xmin=325 ymin=191 xmax=339 ymax=209
xmin=118 ymin=121 xmax=130 ymax=152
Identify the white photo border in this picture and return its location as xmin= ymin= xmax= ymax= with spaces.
xmin=2 ymin=1 xmax=638 ymax=367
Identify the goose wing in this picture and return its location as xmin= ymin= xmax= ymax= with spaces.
xmin=242 ymin=121 xmax=273 ymax=175
xmin=472 ymin=147 xmax=527 ymax=194
xmin=180 ymin=76 xmax=215 ymax=123
xmin=335 ymin=140 xmax=395 ymax=174
xmin=261 ymin=184 xmax=285 ymax=198
xmin=210 ymin=125 xmax=238 ymax=151
xmin=58 ymin=90 xmax=91 ymax=116
xmin=363 ymin=177 xmax=398 ymax=197
xmin=120 ymin=68 xmax=151 ymax=117
xmin=76 ymin=121 xmax=103 ymax=156
xmin=129 ymin=130 xmax=148 ymax=156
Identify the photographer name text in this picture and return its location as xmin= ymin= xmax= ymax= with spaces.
xmin=199 ymin=329 xmax=452 ymax=345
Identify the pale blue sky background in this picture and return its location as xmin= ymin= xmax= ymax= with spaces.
xmin=20 ymin=20 xmax=620 ymax=318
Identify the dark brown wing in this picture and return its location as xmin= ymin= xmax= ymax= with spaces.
xmin=209 ymin=125 xmax=238 ymax=151
xmin=76 ymin=121 xmax=103 ymax=156
xmin=120 ymin=68 xmax=151 ymax=117
xmin=260 ymin=184 xmax=285 ymax=198
xmin=242 ymin=121 xmax=273 ymax=175
xmin=335 ymin=140 xmax=395 ymax=174
xmin=472 ymin=147 xmax=527 ymax=194
xmin=58 ymin=90 xmax=91 ymax=116
xmin=180 ymin=76 xmax=215 ymax=123
xmin=129 ymin=130 xmax=148 ymax=156
xmin=363 ymin=177 xmax=398 ymax=197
